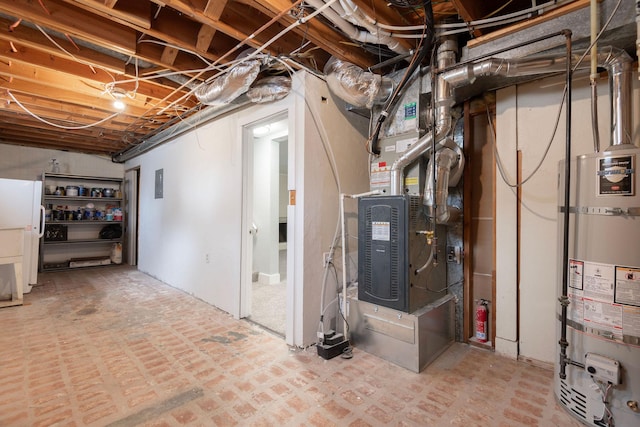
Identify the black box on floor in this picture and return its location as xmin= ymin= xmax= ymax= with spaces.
xmin=317 ymin=335 xmax=349 ymax=360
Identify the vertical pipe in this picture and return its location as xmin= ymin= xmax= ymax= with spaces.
xmin=590 ymin=0 xmax=600 ymax=152
xmin=636 ymin=0 xmax=640 ymax=78
xmin=559 ymin=31 xmax=573 ymax=380
xmin=590 ymin=0 xmax=598 ymax=79
xmin=340 ymin=193 xmax=348 ymax=339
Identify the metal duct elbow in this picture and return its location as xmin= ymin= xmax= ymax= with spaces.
xmin=195 ymin=60 xmax=261 ymax=106
xmin=424 ymin=146 xmax=458 ymax=223
xmin=246 ymin=76 xmax=292 ymax=103
xmin=324 ymin=57 xmax=394 ymax=108
xmin=390 ymin=39 xmax=457 ymax=195
xmin=441 ymin=46 xmax=633 ymax=148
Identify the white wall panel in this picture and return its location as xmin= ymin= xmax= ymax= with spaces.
xmin=496 ymin=72 xmax=640 ymax=364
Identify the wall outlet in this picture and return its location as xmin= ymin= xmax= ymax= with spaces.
xmin=205 ymin=253 xmax=210 ymax=264
xmin=323 ymin=252 xmax=331 ymax=267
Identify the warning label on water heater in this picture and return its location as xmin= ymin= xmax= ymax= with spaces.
xmin=567 ymin=259 xmax=640 ymax=345
xmin=615 ymin=266 xmax=640 ymax=307
xmin=597 ymin=155 xmax=635 ymax=196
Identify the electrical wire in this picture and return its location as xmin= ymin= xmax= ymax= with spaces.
xmin=376 ymin=0 xmax=556 ymax=31
xmin=302 ymin=86 xmax=345 ymax=345
xmin=485 ymin=86 xmax=567 ymax=188
xmin=592 ymin=378 xmax=615 ymax=426
xmin=484 ymin=0 xmax=624 ymax=188
xmin=34 ymin=24 xmax=117 ymax=84
xmin=137 ymin=39 xmax=214 ymax=67
xmin=571 ymin=0 xmax=624 ymax=73
xmin=367 ymin=0 xmax=434 ymax=156
xmin=6 ymin=90 xmax=120 ymax=130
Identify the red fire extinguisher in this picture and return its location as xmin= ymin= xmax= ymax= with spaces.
xmin=475 ymin=299 xmax=489 ymax=343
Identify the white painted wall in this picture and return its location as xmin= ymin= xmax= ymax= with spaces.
xmin=124 ymin=111 xmax=243 ymax=316
xmin=252 ymin=132 xmax=282 ymax=281
xmin=0 ymin=143 xmax=123 ymax=180
xmin=495 ymin=72 xmax=640 ymax=363
xmin=126 ymin=71 xmax=369 ymax=346
xmin=295 ymin=73 xmax=370 ymax=345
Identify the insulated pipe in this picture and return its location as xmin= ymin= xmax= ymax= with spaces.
xmin=305 ymin=0 xmax=408 ymax=55
xmin=338 ymin=0 xmax=409 ymax=55
xmin=389 ymin=39 xmax=457 ymax=195
xmin=194 ymin=60 xmax=261 ymax=106
xmin=324 ymin=58 xmax=395 ymax=108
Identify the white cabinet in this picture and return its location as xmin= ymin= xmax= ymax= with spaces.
xmin=40 ymin=173 xmax=124 ymax=271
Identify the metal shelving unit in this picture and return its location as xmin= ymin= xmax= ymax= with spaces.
xmin=40 ymin=173 xmax=124 ymax=271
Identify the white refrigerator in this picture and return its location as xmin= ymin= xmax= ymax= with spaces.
xmin=0 ymin=178 xmax=44 ymax=294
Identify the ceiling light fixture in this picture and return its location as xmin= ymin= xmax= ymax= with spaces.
xmin=253 ymin=125 xmax=271 ymax=137
xmin=109 ymin=87 xmax=127 ymax=111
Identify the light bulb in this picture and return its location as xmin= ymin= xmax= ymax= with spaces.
xmin=113 ymin=99 xmax=125 ymax=110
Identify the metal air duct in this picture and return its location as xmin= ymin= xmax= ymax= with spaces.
xmin=195 ymin=60 xmax=261 ymax=106
xmin=441 ymin=46 xmax=633 ymax=148
xmin=305 ymin=0 xmax=408 ymax=55
xmin=338 ymin=0 xmax=408 ymax=55
xmin=324 ymin=57 xmax=394 ymax=108
xmin=389 ymin=39 xmax=457 ymax=196
xmin=246 ymin=76 xmax=292 ymax=104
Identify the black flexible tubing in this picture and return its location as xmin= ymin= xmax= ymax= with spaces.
xmin=370 ymin=0 xmax=434 ymax=155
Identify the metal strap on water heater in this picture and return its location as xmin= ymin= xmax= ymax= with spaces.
xmin=559 ymin=206 xmax=640 ymax=216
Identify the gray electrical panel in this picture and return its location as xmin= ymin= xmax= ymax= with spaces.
xmin=358 ymin=195 xmax=446 ymax=313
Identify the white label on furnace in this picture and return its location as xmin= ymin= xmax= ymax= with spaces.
xmin=395 ymin=137 xmax=418 ymax=153
xmin=371 ymin=221 xmax=390 ymax=241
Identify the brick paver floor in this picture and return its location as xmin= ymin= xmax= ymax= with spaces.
xmin=0 ymin=266 xmax=581 ymax=426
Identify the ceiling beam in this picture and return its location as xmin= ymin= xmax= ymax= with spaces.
xmin=0 ymin=42 xmax=196 ymax=108
xmin=63 ymin=0 xmax=151 ymax=29
xmin=0 ymin=0 xmax=137 ymax=56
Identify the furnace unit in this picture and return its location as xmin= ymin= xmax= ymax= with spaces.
xmin=358 ymin=194 xmax=446 ymax=313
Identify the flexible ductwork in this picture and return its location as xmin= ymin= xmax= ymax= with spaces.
xmin=305 ymin=0 xmax=408 ymax=55
xmin=246 ymin=76 xmax=292 ymax=103
xmin=324 ymin=57 xmax=394 ymax=108
xmin=441 ymin=46 xmax=633 ymax=148
xmin=195 ymin=60 xmax=261 ymax=106
xmin=337 ymin=0 xmax=408 ymax=55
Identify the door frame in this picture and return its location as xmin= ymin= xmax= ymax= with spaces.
xmin=124 ymin=167 xmax=140 ymax=266
xmin=239 ymin=110 xmax=291 ymax=334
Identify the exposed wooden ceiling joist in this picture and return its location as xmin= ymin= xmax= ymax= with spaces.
xmin=0 ymin=0 xmax=594 ymax=157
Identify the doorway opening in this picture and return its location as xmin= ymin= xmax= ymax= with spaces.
xmin=242 ymin=114 xmax=288 ymax=337
xmin=124 ymin=167 xmax=140 ymax=266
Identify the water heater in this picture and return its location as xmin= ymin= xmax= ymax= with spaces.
xmin=556 ymin=146 xmax=640 ymax=426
